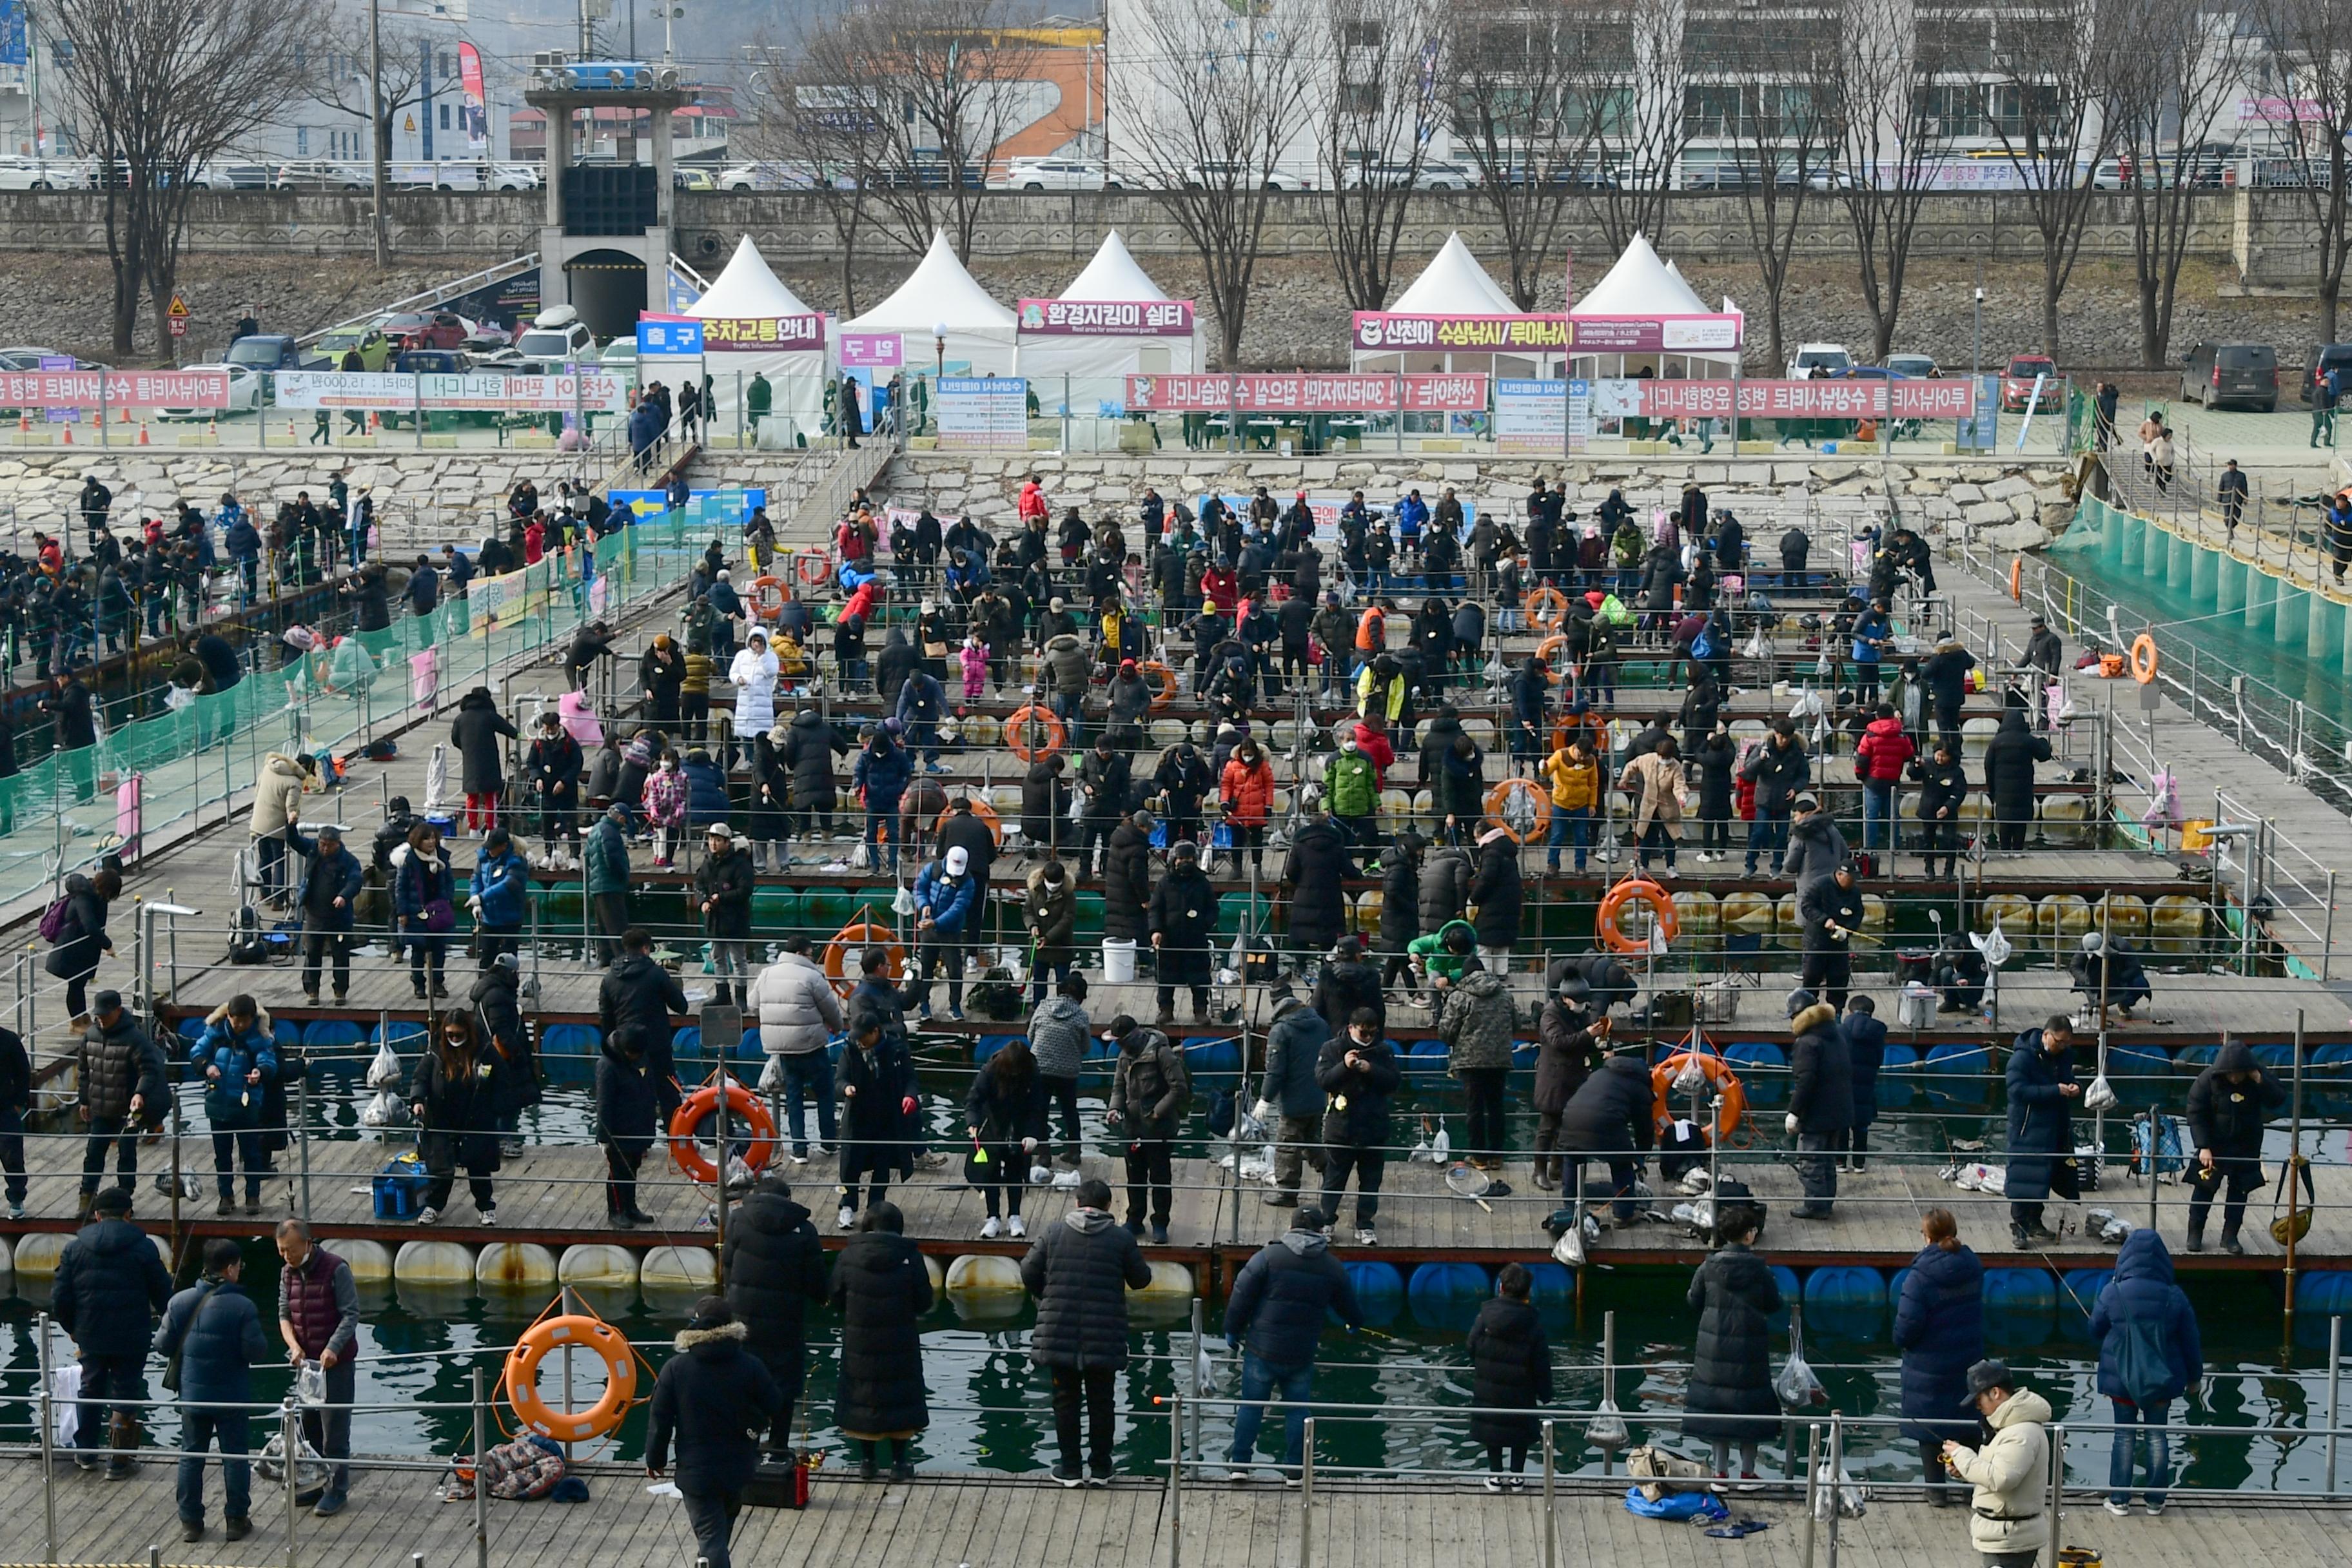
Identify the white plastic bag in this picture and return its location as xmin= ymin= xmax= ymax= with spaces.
xmin=365 ymin=1040 xmax=405 ymax=1090
xmin=2082 ymin=1073 xmax=2119 ymax=1113
xmin=48 ymin=1362 xmax=81 ymax=1447
xmin=256 ymin=1425 xmax=330 ymax=1494
xmin=1774 ymin=1307 xmax=1830 ymax=1409
xmin=1587 ymin=1395 xmax=1629 ymax=1450
xmin=359 ymin=1089 xmax=411 ymax=1130
xmin=758 ymin=1053 xmax=788 ymax=1093
xmin=1429 ymin=1125 xmax=1451 ymax=1164
xmin=1552 ymin=1220 xmax=1588 ymax=1268
xmin=295 ymin=1359 xmax=328 ymax=1407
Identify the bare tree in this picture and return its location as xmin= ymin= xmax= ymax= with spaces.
xmin=2254 ymin=0 xmax=2352 ymax=344
xmin=1716 ymin=38 xmax=1836 ymax=371
xmin=1315 ymin=0 xmax=1451 ymax=309
xmin=1109 ymin=0 xmax=1315 ymax=365
xmin=308 ymin=13 xmax=433 ymax=164
xmin=1577 ymin=0 xmax=1689 ymax=252
xmin=789 ymin=0 xmax=1041 ymax=262
xmin=1983 ymin=0 xmax=2129 ymax=355
xmin=2108 ymin=0 xmax=2237 ymax=365
xmin=1449 ymin=10 xmax=1586 ymax=309
xmin=52 ymin=0 xmax=318 ymax=355
xmin=1828 ymin=3 xmax=1946 ymax=359
xmin=740 ymin=41 xmax=879 ymax=315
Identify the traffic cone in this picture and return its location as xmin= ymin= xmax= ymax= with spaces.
xmin=369 ymin=409 xmax=380 ymax=433
xmin=208 ymin=417 xmax=218 ymax=443
xmin=287 ymin=418 xmax=298 ymax=441
xmin=137 ymin=422 xmax=149 ymax=446
xmin=117 ymin=404 xmax=131 ymax=424
xmin=59 ymin=422 xmax=71 ymax=445
xmin=15 ymin=411 xmax=25 ymax=434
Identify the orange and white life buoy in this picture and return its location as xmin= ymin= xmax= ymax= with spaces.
xmin=2129 ymin=633 xmax=2159 ymax=685
xmin=1551 ymin=713 xmax=1607 ymax=757
xmin=1525 ymin=586 xmax=1571 ymax=632
xmin=1139 ymin=660 xmax=1177 ymax=712
xmin=1651 ymin=1051 xmax=1749 ymax=1144
xmin=667 ymin=1081 xmax=777 ymax=1184
xmin=823 ymin=917 xmax=905 ymax=997
xmin=1596 ymin=876 xmax=1678 ymax=954
xmin=1482 ymin=777 xmax=1553 ymax=843
xmin=794 ymin=551 xmax=831 ymax=589
xmin=749 ymin=575 xmax=787 ymax=621
xmin=505 ymin=1313 xmax=638 ymax=1443
xmin=1535 ymin=634 xmax=1569 ymax=682
xmin=2008 ymin=556 xmax=2023 ymax=603
xmin=937 ymin=796 xmax=1004 ymax=848
xmin=1004 ymin=704 xmax=1067 ymax=761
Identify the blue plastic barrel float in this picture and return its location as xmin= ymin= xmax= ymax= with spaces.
xmin=1981 ymin=1267 xmax=2057 ymax=1346
xmin=2104 ymin=1043 xmax=2171 ymax=1108
xmin=1924 ymin=1041 xmax=1993 ymax=1109
xmin=1721 ymin=1041 xmax=1788 ymax=1110
xmin=1522 ymin=1262 xmax=1575 ymax=1308
xmin=1402 ymin=1039 xmax=1451 ymax=1077
xmin=2294 ymin=1271 xmax=2352 ymax=1349
xmin=974 ymin=1034 xmax=1021 ymax=1065
xmin=1343 ymin=1260 xmax=1405 ymax=1329
xmin=1182 ymin=1034 xmax=1242 ymax=1087
xmin=540 ymin=1022 xmax=602 ymax=1068
xmin=1802 ymin=1265 xmax=1889 ymax=1342
xmin=1876 ymin=1044 xmax=1919 ymax=1110
xmin=2058 ymin=1269 xmax=2113 ymax=1342
xmin=1407 ymin=1261 xmax=1490 ymax=1333
xmin=1768 ymin=1264 xmax=1802 ymax=1329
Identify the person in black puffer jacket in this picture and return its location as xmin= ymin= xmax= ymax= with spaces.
xmin=2184 ymin=1037 xmax=2286 ymax=1253
xmin=1787 ymin=994 xmax=1852 ymax=1218
xmin=1467 ymin=827 xmax=1522 ymax=962
xmin=1553 ymin=1048 xmax=1654 ymax=1222
xmin=1221 ymin=1206 xmax=1362 ymax=1475
xmin=645 ymin=1297 xmax=782 ymax=1568
xmin=1148 ymin=842 xmax=1220 ymax=1024
xmin=1257 ymin=993 xmax=1331 ymax=1208
xmin=594 ymin=1024 xmax=662 ymax=1227
xmin=1102 ymin=811 xmax=1153 ymax=945
xmin=720 ymin=1177 xmax=828 ymax=1455
xmin=1377 ymin=831 xmax=1422 ymax=990
xmin=1685 ymin=1200 xmax=1781 ymax=1482
xmin=52 ymin=1187 xmax=173 ymax=1472
xmin=1532 ymin=995 xmax=1608 ymax=1191
xmin=1310 ymin=935 xmax=1383 ymax=1041
xmin=1467 ymin=1262 xmax=1553 ymax=1481
xmin=829 ymin=1202 xmax=933 ymax=1480
xmin=470 ymin=954 xmax=535 ymax=1155
xmin=1020 ymin=1177 xmax=1152 ymax=1484
xmin=1281 ymin=805 xmax=1353 ymax=958
xmin=1316 ymin=1014 xmax=1402 ymax=1243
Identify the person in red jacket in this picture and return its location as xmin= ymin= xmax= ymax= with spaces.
xmin=1854 ymin=703 xmax=1916 ymax=854
xmin=1351 ymin=716 xmax=1395 ymax=785
xmin=1017 ymin=474 xmax=1049 ymax=526
xmin=1217 ymin=738 xmax=1275 ymax=879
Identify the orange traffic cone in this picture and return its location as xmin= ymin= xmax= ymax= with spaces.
xmin=59 ymin=422 xmax=71 ymax=445
xmin=15 ymin=411 xmax=25 ymax=433
xmin=287 ymin=418 xmax=298 ymax=440
xmin=117 ymin=404 xmax=131 ymax=424
xmin=137 ymin=422 xmax=149 ymax=446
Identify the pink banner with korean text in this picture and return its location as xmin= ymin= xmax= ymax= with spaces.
xmin=0 ymin=369 xmax=231 ymax=409
xmin=1593 ymin=377 xmax=1974 ymax=420
xmin=1124 ymin=373 xmax=1487 ymax=413
xmin=1351 ymin=313 xmax=1569 ymax=352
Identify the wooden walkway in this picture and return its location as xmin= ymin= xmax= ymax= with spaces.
xmin=8 ymin=1453 xmax=2349 ymax=1568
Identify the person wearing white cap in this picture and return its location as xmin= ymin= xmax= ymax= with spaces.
xmin=727 ymin=630 xmax=779 ymax=773
xmin=907 ymin=845 xmax=979 ymax=1021
xmin=693 ymin=824 xmax=757 ymax=1008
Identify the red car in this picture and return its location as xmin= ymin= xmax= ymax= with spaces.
xmin=380 ymin=310 xmax=474 ymax=351
xmin=2000 ymin=354 xmax=2059 ymax=413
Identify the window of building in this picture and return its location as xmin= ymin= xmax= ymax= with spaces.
xmin=297 ymin=126 xmax=310 ymax=155
xmin=1339 ymin=83 xmax=1382 ymax=114
xmin=439 ymin=103 xmax=452 ymax=131
xmin=1340 ymin=19 xmax=1384 ymax=47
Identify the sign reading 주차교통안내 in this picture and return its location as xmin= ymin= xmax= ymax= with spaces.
xmin=936 ymin=377 xmax=1028 ymax=449
xmin=696 ymin=315 xmax=827 ymax=351
xmin=1017 ymin=299 xmax=1195 ymax=337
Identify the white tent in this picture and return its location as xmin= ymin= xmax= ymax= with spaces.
xmin=1017 ymin=230 xmax=1200 ymax=387
xmin=683 ymin=235 xmax=830 ymax=446
xmin=1568 ymin=231 xmax=1738 ymax=379
xmin=1351 ymin=232 xmax=1561 ymax=377
xmin=841 ymin=230 xmax=1018 ymax=377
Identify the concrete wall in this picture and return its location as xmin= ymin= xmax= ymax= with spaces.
xmin=0 ymin=188 xmax=2310 ymax=276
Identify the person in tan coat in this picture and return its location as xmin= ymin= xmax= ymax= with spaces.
xmin=250 ymin=752 xmax=313 ymax=908
xmin=1617 ymin=736 xmax=1685 ymax=876
xmin=1941 ymin=1358 xmax=2053 ymax=1566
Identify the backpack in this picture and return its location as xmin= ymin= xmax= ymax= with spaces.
xmin=38 ymin=896 xmax=73 ymax=944
xmin=2109 ymin=1313 xmax=2176 ymax=1406
xmin=227 ymin=903 xmax=270 ymax=965
xmin=1690 ymin=625 xmax=1716 ymax=661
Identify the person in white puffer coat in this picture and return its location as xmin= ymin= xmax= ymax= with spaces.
xmin=749 ymin=936 xmax=845 ymax=1164
xmin=729 ymin=631 xmax=779 ymax=772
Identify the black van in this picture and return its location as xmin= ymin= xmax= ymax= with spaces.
xmin=2301 ymin=344 xmax=2352 ymax=404
xmin=2180 ymin=342 xmax=2278 ymax=411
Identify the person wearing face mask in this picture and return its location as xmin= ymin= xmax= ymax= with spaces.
xmin=2182 ymin=1037 xmax=2286 ymax=1254
xmin=408 ymin=1012 xmax=502 ymax=1226
xmin=1153 ymin=737 xmax=1213 ymax=848
xmin=1324 ymin=732 xmax=1380 ymax=847
xmin=1149 ymin=841 xmax=1221 ymax=1025
xmin=1217 ymin=738 xmax=1275 ymax=879
xmin=1316 ymin=1008 xmax=1402 ymax=1246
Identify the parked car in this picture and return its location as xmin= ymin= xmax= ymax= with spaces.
xmin=379 ymin=311 xmax=475 ymax=352
xmin=1340 ymin=159 xmax=1476 ymax=190
xmin=2000 ymin=353 xmax=2059 ymax=412
xmin=0 ymin=156 xmax=81 ymax=191
xmin=716 ymin=160 xmax=832 ymax=190
xmin=158 ymin=363 xmax=264 ymax=420
xmin=226 ymin=335 xmax=305 ymax=373
xmin=1785 ymin=343 xmax=1855 ymax=379
xmin=513 ymin=305 xmax=597 ymax=364
xmin=672 ymin=167 xmax=716 ymax=191
xmin=1885 ymin=353 xmax=1941 ymax=378
xmin=2179 ymin=340 xmax=2278 ymax=411
xmin=2300 ymin=344 xmax=2352 ymax=405
xmin=1181 ymin=161 xmax=1313 ymax=191
xmin=992 ymin=156 xmax=1114 ymax=191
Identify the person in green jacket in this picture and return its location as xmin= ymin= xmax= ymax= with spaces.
xmin=745 ymin=372 xmax=772 ymax=442
xmin=1324 ymin=734 xmax=1379 ymax=847
xmin=1407 ymin=919 xmax=1477 ymax=992
xmin=583 ymin=803 xmax=631 ymax=963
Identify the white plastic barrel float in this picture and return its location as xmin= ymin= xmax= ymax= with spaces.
xmin=2149 ymin=894 xmax=2205 ymax=956
xmin=13 ymin=1233 xmax=72 ymax=1276
xmin=0 ymin=1236 xmax=14 ymax=1284
xmin=1377 ymin=789 xmax=1413 ymax=835
xmin=2036 ymin=894 xmax=2092 ymax=957
xmin=1720 ymin=890 xmax=1774 ymax=941
xmin=393 ymin=1240 xmax=476 ymax=1286
xmin=640 ymin=1244 xmax=719 ymax=1293
xmin=1774 ymin=893 xmax=1803 ymax=949
xmin=1976 ymin=891 xmax=2034 ymax=939
xmin=1148 ymin=717 xmax=1190 ymax=750
xmin=475 ymin=1242 xmax=560 ymax=1291
xmin=338 ymin=1239 xmax=395 ymax=1285
xmin=2093 ymin=894 xmax=2149 ymax=945
xmin=2041 ymin=794 xmax=2094 ymax=848
xmin=1859 ymin=893 xmax=1889 ymax=944
xmin=944 ymin=1253 xmax=1026 ymax=1309
xmin=1125 ymin=1260 xmax=1197 ymax=1326
xmin=1353 ymin=889 xmax=1384 ymax=936
xmin=923 ymin=1255 xmax=946 ymax=1297
xmin=1671 ymin=891 xmax=1720 ymax=952
xmin=558 ymin=1244 xmax=641 ymax=1290
xmin=1458 ymin=717 xmax=1497 ymax=750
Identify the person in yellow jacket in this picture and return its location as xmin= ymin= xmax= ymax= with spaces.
xmin=1357 ymin=654 xmax=1406 ymax=724
xmin=1540 ymin=735 xmax=1602 ymax=872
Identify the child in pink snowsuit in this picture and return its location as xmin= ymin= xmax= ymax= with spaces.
xmin=958 ymin=636 xmax=988 ymax=703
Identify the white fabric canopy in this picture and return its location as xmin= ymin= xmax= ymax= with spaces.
xmin=842 ymin=230 xmax=1017 ymax=375
xmin=1571 ymin=232 xmax=1711 ymax=317
xmin=686 ymin=235 xmax=818 ymax=319
xmin=678 ymin=234 xmax=827 ymax=446
xmin=1387 ymin=231 xmax=1521 ymax=316
xmin=1022 ymin=230 xmax=1199 ymax=387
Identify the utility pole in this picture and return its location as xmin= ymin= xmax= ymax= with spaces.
xmin=369 ymin=0 xmax=389 ymax=268
xmin=25 ymin=0 xmax=43 ymax=180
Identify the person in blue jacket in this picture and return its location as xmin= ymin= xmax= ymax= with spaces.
xmin=678 ymin=748 xmax=732 ymax=828
xmin=1220 ymin=1204 xmax=1362 ymax=1479
xmin=851 ymin=727 xmax=913 ymax=874
xmin=466 ymin=827 xmax=531 ymax=972
xmin=158 ymin=1236 xmax=272 ymax=1543
xmin=2090 ymin=1229 xmax=2202 ymax=1515
xmin=2004 ymin=1016 xmax=2080 ymax=1248
xmin=1838 ymin=994 xmax=1887 ymax=1171
xmin=1893 ymin=1206 xmax=1984 ymax=1507
xmin=188 ymin=995 xmax=279 ymax=1217
xmin=906 ymin=845 xmax=978 ymax=1021
xmin=1394 ymin=489 xmax=1429 ymax=564
xmin=892 ymin=663 xmax=950 ymax=773
xmin=1849 ymin=596 xmax=1893 ymax=707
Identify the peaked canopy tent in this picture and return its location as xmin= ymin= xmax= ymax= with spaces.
xmin=840 ymin=230 xmax=1020 ymax=378
xmin=1015 ymin=230 xmax=1201 ymax=388
xmin=673 ymin=235 xmax=832 ymax=446
xmin=1349 ymin=232 xmax=1568 ymax=378
xmin=1567 ymin=233 xmax=1742 ymax=382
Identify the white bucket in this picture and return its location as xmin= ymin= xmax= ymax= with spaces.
xmin=1102 ymin=938 xmax=1138 ymax=984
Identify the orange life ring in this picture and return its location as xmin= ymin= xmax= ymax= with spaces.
xmin=937 ymin=796 xmax=1004 ymax=848
xmin=1140 ymin=660 xmax=1177 ymax=712
xmin=1004 ymin=704 xmax=1067 ymax=761
xmin=1552 ymin=714 xmax=1607 ymax=756
xmin=1596 ymin=876 xmax=1678 ymax=954
xmin=2008 ymin=556 xmax=2023 ymax=603
xmin=1482 ymin=778 xmax=1553 ymax=843
xmin=823 ymin=916 xmax=905 ymax=997
xmin=505 ymin=1314 xmax=639 ymax=1443
xmin=795 ymin=551 xmax=831 ymax=588
xmin=667 ymin=1081 xmax=777 ymax=1184
xmin=1652 ymin=1051 xmax=1749 ymax=1144
xmin=749 ymin=575 xmax=787 ymax=621
xmin=2129 ymin=633 xmax=2159 ymax=685
xmin=1536 ymin=634 xmax=1569 ymax=683
xmin=1525 ymin=587 xmax=1571 ymax=632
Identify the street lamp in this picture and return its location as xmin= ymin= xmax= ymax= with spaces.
xmin=932 ymin=319 xmax=948 ymax=379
